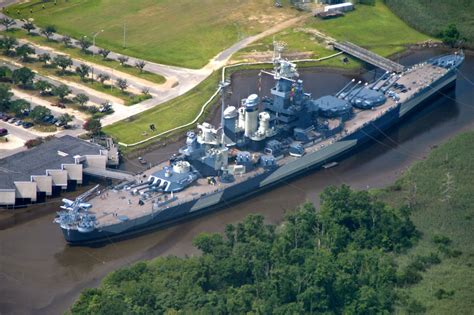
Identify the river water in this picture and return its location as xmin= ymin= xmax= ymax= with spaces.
xmin=1 ymin=48 xmax=473 ymax=315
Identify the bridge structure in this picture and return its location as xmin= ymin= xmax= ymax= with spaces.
xmin=333 ymin=41 xmax=405 ymax=73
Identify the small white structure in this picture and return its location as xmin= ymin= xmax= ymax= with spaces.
xmin=324 ymin=2 xmax=354 ymax=13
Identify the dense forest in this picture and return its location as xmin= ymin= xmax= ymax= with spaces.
xmin=385 ymin=0 xmax=474 ymax=48
xmin=71 ymin=185 xmax=422 ymax=314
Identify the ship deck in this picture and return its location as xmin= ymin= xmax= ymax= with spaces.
xmin=87 ymin=63 xmax=448 ymax=228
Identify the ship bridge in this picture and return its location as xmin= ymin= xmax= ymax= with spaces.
xmin=333 ymin=41 xmax=405 ymax=73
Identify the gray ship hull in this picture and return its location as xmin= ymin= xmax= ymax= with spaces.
xmin=63 ymin=67 xmax=458 ymax=245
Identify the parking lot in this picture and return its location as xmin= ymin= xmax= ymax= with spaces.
xmin=0 ymin=106 xmax=85 ymax=158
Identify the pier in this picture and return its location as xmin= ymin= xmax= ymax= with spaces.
xmin=333 ymin=41 xmax=405 ymax=73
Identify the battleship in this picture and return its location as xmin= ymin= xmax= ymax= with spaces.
xmin=55 ymin=50 xmax=464 ymax=245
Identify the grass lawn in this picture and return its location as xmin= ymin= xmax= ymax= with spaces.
xmin=311 ymin=0 xmax=432 ymax=57
xmin=6 ymin=0 xmax=300 ymax=69
xmin=386 ymin=0 xmax=474 ymax=49
xmin=376 ymin=131 xmax=474 ymax=314
xmin=1 ymin=29 xmax=166 ymax=84
xmin=240 ymin=0 xmax=433 ymax=61
xmin=103 ymin=71 xmax=220 ymax=146
xmin=234 ymin=29 xmax=362 ymax=70
xmin=32 ymin=123 xmax=57 ymax=133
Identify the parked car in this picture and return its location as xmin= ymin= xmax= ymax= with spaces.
xmin=0 ymin=128 xmax=8 ymax=136
xmin=1 ymin=114 xmax=10 ymax=121
xmin=14 ymin=120 xmax=23 ymax=126
xmin=42 ymin=115 xmax=55 ymax=124
xmin=7 ymin=117 xmax=16 ymax=124
xmin=53 ymin=102 xmax=66 ymax=109
xmin=22 ymin=122 xmax=34 ymax=129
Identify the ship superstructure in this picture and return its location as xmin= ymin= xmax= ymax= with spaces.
xmin=55 ymin=51 xmax=464 ymax=245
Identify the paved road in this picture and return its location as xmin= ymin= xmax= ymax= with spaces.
xmin=0 ymin=0 xmax=18 ymax=7
xmin=0 ymin=119 xmax=36 ymax=141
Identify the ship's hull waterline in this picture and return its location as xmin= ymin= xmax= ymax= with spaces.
xmin=62 ymin=68 xmax=458 ymax=245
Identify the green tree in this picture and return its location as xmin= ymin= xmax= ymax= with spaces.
xmin=70 ymin=186 xmax=417 ymax=314
xmin=0 ymin=36 xmax=18 ymax=54
xmin=58 ymin=113 xmax=74 ymax=125
xmin=0 ymin=83 xmax=13 ymax=111
xmin=10 ymin=99 xmax=30 ymax=116
xmin=73 ymin=93 xmax=89 ymax=106
xmin=115 ymin=78 xmax=128 ymax=92
xmin=0 ymin=66 xmax=12 ymax=82
xmin=135 ymin=60 xmax=146 ymax=72
xmin=75 ymin=64 xmax=90 ymax=81
xmin=117 ymin=55 xmax=129 ymax=66
xmin=78 ymin=36 xmax=92 ymax=53
xmin=22 ymin=21 xmax=36 ymax=34
xmin=53 ymin=84 xmax=71 ymax=101
xmin=62 ymin=35 xmax=72 ymax=47
xmin=12 ymin=67 xmax=35 ymax=87
xmin=83 ymin=117 xmax=102 ymax=135
xmin=41 ymin=25 xmax=56 ymax=40
xmin=0 ymin=17 xmax=15 ymax=31
xmin=141 ymin=87 xmax=150 ymax=96
xmin=29 ymin=105 xmax=51 ymax=123
xmin=53 ymin=55 xmax=73 ymax=74
xmin=15 ymin=44 xmax=35 ymax=61
xmin=98 ymin=48 xmax=110 ymax=60
xmin=97 ymin=73 xmax=110 ymax=84
xmin=38 ymin=53 xmax=51 ymax=65
xmin=34 ymin=80 xmax=53 ymax=95
xmin=441 ymin=24 xmax=462 ymax=48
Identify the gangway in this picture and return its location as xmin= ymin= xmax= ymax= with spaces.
xmin=333 ymin=41 xmax=405 ymax=73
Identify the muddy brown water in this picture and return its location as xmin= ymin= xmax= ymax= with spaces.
xmin=1 ymin=48 xmax=474 ymax=314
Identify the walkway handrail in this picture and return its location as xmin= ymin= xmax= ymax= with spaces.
xmin=333 ymin=41 xmax=404 ymax=73
xmin=119 ymin=52 xmax=343 ymax=147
